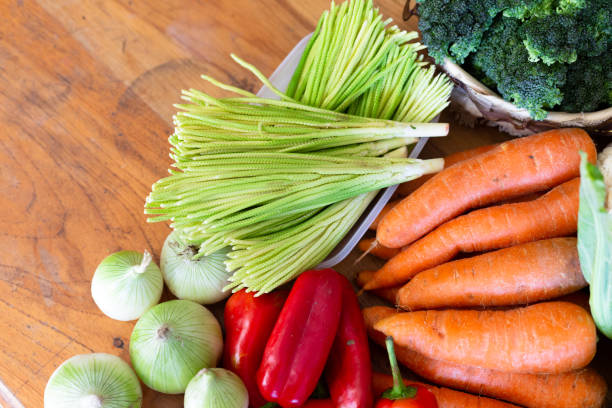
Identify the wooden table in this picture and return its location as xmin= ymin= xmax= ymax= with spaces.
xmin=1 ymin=0 xmax=609 ymax=406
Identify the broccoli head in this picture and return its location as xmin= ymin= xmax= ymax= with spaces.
xmin=470 ymin=17 xmax=567 ymax=119
xmin=417 ymin=0 xmax=505 ymax=64
xmin=559 ymin=45 xmax=612 ymax=112
xmin=522 ymin=0 xmax=611 ymax=65
xmin=417 ymin=0 xmax=611 ymax=117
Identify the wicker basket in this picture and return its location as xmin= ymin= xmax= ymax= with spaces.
xmin=442 ymin=59 xmax=612 ymax=137
xmin=402 ymin=1 xmax=612 ymax=137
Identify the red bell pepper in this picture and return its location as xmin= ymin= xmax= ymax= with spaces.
xmin=257 ymin=268 xmax=344 ymax=407
xmin=262 ymin=399 xmax=333 ymax=408
xmin=375 ymin=337 xmax=438 ymax=408
xmin=224 ymin=289 xmax=288 ymax=408
xmin=324 ymin=275 xmax=373 ymax=408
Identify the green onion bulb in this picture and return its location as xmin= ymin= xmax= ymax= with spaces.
xmin=44 ymin=353 xmax=142 ymax=408
xmin=129 ymin=299 xmax=223 ymax=394
xmin=91 ymin=250 xmax=163 ymax=321
xmin=161 ymin=232 xmax=231 ymax=304
xmin=184 ymin=368 xmax=248 ymax=408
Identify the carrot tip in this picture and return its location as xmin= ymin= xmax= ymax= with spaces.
xmin=355 ymin=238 xmax=379 ymax=264
xmin=363 ymin=280 xmax=376 ymax=291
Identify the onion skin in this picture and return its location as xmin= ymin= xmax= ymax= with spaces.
xmin=160 ymin=232 xmax=231 ymax=304
xmin=184 ymin=368 xmax=249 ymax=408
xmin=129 ymin=299 xmax=223 ymax=394
xmin=91 ymin=250 xmax=163 ymax=321
xmin=44 ymin=353 xmax=142 ymax=408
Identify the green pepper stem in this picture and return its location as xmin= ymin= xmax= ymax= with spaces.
xmin=386 ymin=336 xmax=405 ymax=393
xmin=382 ymin=336 xmax=417 ymax=400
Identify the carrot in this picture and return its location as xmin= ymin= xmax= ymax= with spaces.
xmin=396 ymin=143 xmax=499 ymax=196
xmin=377 ymin=128 xmax=596 ymax=248
xmin=365 ymin=177 xmax=580 ymax=290
xmin=396 ymin=238 xmax=587 ymax=310
xmin=369 ymin=200 xmax=400 ymax=230
xmin=363 ymin=307 xmax=607 ymax=408
xmin=372 ymin=372 xmax=520 ymax=408
xmin=365 ymin=189 xmax=542 ymax=263
xmin=356 ymin=270 xmax=399 ymax=304
xmin=374 ymin=301 xmax=597 ymax=374
xmin=357 ymin=237 xmax=399 ymax=260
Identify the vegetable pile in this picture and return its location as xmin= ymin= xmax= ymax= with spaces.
xmin=363 ymin=306 xmax=607 ymax=408
xmin=146 ymin=93 xmax=446 ymax=293
xmin=224 ymin=269 xmax=513 ymax=408
xmin=358 ymin=128 xmax=609 ymax=408
xmin=225 ymin=269 xmax=374 ymax=407
xmin=45 ymin=1 xmax=455 ymax=407
xmin=144 ymin=0 xmax=452 ymax=294
xmin=42 ymin=0 xmax=612 ymax=407
xmin=416 ymin=0 xmax=612 ymax=118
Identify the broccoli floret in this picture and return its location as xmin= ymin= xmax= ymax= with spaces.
xmin=417 ymin=0 xmax=611 ymax=118
xmin=557 ymin=0 xmax=586 ymax=14
xmin=559 ymin=46 xmax=612 ymax=112
xmin=522 ymin=14 xmax=581 ymax=64
xmin=417 ymin=0 xmax=505 ymax=64
xmin=522 ymin=0 xmax=611 ymax=65
xmin=502 ymin=0 xmax=557 ymax=19
xmin=470 ymin=17 xmax=567 ymax=119
xmin=502 ymin=0 xmax=586 ymax=19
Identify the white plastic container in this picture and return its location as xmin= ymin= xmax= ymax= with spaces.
xmin=256 ymin=35 xmax=429 ymax=267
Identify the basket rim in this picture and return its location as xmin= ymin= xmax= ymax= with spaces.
xmin=442 ymin=58 xmax=612 ymax=123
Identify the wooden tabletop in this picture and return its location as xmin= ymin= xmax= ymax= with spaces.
xmin=1 ymin=0 xmax=610 ymax=406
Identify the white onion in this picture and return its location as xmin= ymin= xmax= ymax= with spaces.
xmin=44 ymin=353 xmax=142 ymax=408
xmin=184 ymin=368 xmax=248 ymax=408
xmin=129 ymin=299 xmax=223 ymax=394
xmin=161 ymin=232 xmax=232 ymax=304
xmin=91 ymin=250 xmax=163 ymax=321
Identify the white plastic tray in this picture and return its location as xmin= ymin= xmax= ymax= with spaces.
xmin=256 ymin=35 xmax=429 ymax=268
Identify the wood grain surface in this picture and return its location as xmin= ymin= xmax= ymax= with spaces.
xmin=0 ymin=0 xmax=609 ymax=407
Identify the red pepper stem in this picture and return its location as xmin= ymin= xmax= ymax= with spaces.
xmin=382 ymin=336 xmax=417 ymax=400
xmin=386 ymin=336 xmax=405 ymax=393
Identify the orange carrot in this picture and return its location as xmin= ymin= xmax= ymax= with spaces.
xmin=365 ymin=177 xmax=580 ymax=290
xmin=377 ymin=128 xmax=596 ymax=248
xmin=396 ymin=143 xmax=499 ymax=196
xmin=369 ymin=200 xmax=400 ymax=230
xmin=356 ymin=270 xmax=399 ymax=304
xmin=396 ymin=238 xmax=586 ymax=310
xmin=357 ymin=237 xmax=400 ymax=260
xmin=372 ymin=373 xmax=520 ymax=408
xmin=363 ymin=307 xmax=607 ymax=408
xmin=374 ymin=301 xmax=597 ymax=374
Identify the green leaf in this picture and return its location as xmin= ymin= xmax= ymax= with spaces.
xmin=577 ymin=151 xmax=612 ymax=339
